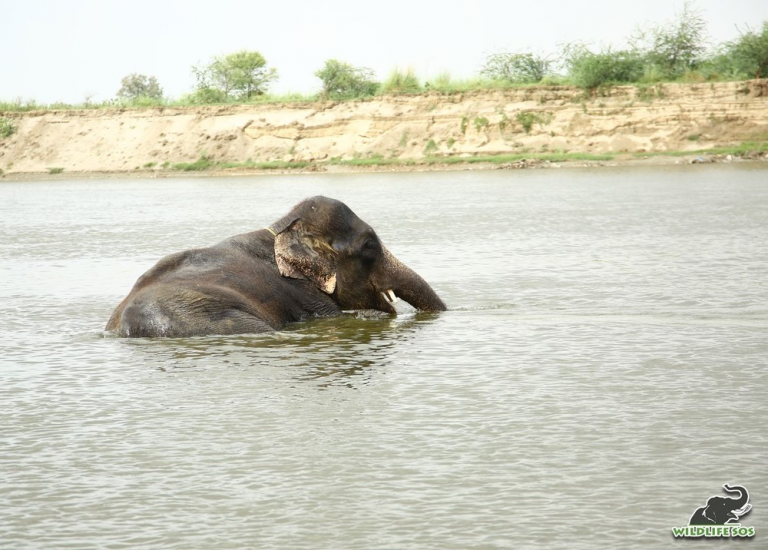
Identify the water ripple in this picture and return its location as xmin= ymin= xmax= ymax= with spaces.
xmin=2 ymin=168 xmax=768 ymax=549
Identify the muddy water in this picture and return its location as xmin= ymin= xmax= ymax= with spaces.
xmin=1 ymin=165 xmax=767 ymax=549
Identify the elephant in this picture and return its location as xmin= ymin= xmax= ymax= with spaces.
xmin=689 ymin=484 xmax=752 ymax=525
xmin=105 ymin=196 xmax=446 ymax=338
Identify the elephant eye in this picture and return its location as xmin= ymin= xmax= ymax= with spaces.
xmin=360 ymin=238 xmax=379 ymax=258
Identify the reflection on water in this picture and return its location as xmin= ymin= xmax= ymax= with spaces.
xmin=1 ymin=165 xmax=767 ymax=549
xmin=129 ymin=312 xmax=440 ymax=388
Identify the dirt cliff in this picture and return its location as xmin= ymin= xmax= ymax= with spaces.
xmin=1 ymin=80 xmax=767 ymax=175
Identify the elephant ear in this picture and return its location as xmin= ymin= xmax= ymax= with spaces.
xmin=274 ymin=219 xmax=337 ymax=294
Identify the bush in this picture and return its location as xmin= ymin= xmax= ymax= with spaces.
xmin=123 ymin=96 xmax=165 ymax=107
xmin=516 ymin=112 xmax=537 ymax=133
xmin=0 ymin=117 xmax=17 ymax=139
xmin=425 ymin=72 xmax=510 ymax=93
xmin=480 ymin=52 xmax=553 ymax=83
xmin=117 ymin=73 xmax=163 ymax=101
xmin=721 ymin=22 xmax=768 ymax=79
xmin=181 ymin=87 xmax=230 ymax=105
xmin=315 ymin=59 xmax=379 ymax=99
xmin=380 ymin=68 xmax=421 ymax=93
xmin=564 ymin=44 xmax=645 ymax=89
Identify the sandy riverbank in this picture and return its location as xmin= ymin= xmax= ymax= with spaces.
xmin=1 ymin=80 xmax=767 ymax=178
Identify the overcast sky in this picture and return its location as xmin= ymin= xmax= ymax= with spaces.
xmin=2 ymin=0 xmax=765 ymax=104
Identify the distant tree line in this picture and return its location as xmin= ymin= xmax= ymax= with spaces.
xmin=480 ymin=3 xmax=768 ymax=89
xmin=25 ymin=1 xmax=768 ymax=109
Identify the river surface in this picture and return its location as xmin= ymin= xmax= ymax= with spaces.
xmin=1 ymin=165 xmax=767 ymax=549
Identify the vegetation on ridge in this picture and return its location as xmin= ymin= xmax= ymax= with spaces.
xmin=1 ymin=1 xmax=766 ymax=112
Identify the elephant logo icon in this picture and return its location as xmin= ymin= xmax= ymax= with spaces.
xmin=689 ymin=484 xmax=752 ymax=525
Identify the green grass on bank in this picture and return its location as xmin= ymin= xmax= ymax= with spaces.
xmin=2 ymin=143 xmax=762 ymax=177
xmin=173 ymin=142 xmax=764 ymax=172
xmin=159 ymin=145 xmax=763 ymax=174
xmin=167 ymin=151 xmax=618 ymax=173
xmin=634 ymin=140 xmax=768 ymax=158
xmin=171 ymin=155 xmax=311 ymax=171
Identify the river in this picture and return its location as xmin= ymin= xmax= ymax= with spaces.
xmin=1 ymin=164 xmax=767 ymax=549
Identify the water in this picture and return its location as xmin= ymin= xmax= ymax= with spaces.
xmin=2 ymin=165 xmax=767 ymax=549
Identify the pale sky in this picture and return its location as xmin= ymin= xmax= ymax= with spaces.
xmin=2 ymin=0 xmax=765 ymax=104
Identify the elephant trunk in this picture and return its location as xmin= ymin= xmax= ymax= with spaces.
xmin=379 ymin=247 xmax=447 ymax=312
xmin=723 ymin=485 xmax=749 ymax=511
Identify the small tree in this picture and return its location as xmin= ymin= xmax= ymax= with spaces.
xmin=193 ymin=50 xmax=277 ymax=101
xmin=723 ymin=22 xmax=768 ymax=79
xmin=480 ymin=52 xmax=552 ymax=83
xmin=117 ymin=73 xmax=163 ymax=100
xmin=631 ymin=0 xmax=709 ymax=78
xmin=315 ymin=59 xmax=378 ymax=99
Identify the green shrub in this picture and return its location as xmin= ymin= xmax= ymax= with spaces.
xmin=460 ymin=117 xmax=469 ymax=134
xmin=429 ymin=71 xmax=454 ymax=91
xmin=0 ymin=117 xmax=17 ymax=139
xmin=473 ymin=117 xmax=489 ymax=132
xmin=636 ymin=83 xmax=666 ymax=101
xmin=315 ymin=59 xmax=378 ymax=99
xmin=124 ymin=96 xmax=166 ymax=107
xmin=173 ymin=154 xmax=216 ymax=171
xmin=426 ymin=72 xmax=514 ymax=93
xmin=181 ymin=87 xmax=229 ymax=105
xmin=480 ymin=52 xmax=553 ymax=83
xmin=566 ymin=46 xmax=645 ymax=89
xmin=720 ymin=22 xmax=768 ymax=79
xmin=517 ymin=112 xmax=537 ymax=133
xmin=380 ymin=68 xmax=421 ymax=93
xmin=424 ymin=139 xmax=438 ymax=155
xmin=498 ymin=113 xmax=509 ymax=132
xmin=47 ymin=167 xmax=64 ymax=174
xmin=0 ymin=99 xmax=39 ymax=112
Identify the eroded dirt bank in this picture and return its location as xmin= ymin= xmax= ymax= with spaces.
xmin=1 ymin=80 xmax=767 ymax=175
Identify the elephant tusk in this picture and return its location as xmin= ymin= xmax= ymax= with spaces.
xmin=382 ymin=289 xmax=398 ymax=303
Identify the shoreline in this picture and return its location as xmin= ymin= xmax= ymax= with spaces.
xmin=2 ymin=82 xmax=767 ymax=178
xmin=2 ymin=151 xmax=766 ymax=182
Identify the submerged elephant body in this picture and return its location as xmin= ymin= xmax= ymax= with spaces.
xmin=106 ymin=197 xmax=446 ymax=337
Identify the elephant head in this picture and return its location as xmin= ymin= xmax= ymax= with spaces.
xmin=270 ymin=196 xmax=446 ymax=314
xmin=689 ymin=484 xmax=752 ymax=525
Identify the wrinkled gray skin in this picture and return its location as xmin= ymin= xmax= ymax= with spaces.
xmin=689 ymin=485 xmax=752 ymax=525
xmin=106 ymin=196 xmax=446 ymax=337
